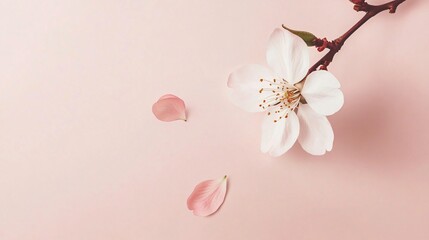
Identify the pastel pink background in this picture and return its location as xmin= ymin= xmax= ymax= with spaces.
xmin=1 ymin=0 xmax=428 ymax=239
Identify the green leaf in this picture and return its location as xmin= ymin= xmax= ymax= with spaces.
xmin=282 ymin=25 xmax=317 ymax=47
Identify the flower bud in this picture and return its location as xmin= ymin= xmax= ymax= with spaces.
xmin=353 ymin=4 xmax=361 ymax=11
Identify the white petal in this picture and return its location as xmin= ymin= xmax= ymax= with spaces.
xmin=266 ymin=28 xmax=310 ymax=84
xmin=261 ymin=111 xmax=299 ymax=157
xmin=301 ymin=70 xmax=344 ymax=116
xmin=227 ymin=64 xmax=277 ymax=112
xmin=297 ymin=104 xmax=334 ymax=155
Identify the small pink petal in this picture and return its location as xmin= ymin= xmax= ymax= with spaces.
xmin=187 ymin=175 xmax=228 ymax=217
xmin=152 ymin=94 xmax=187 ymax=122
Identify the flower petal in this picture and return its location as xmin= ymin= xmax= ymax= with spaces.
xmin=261 ymin=111 xmax=300 ymax=157
xmin=152 ymin=94 xmax=187 ymax=122
xmin=227 ymin=64 xmax=277 ymax=112
xmin=266 ymin=28 xmax=310 ymax=84
xmin=187 ymin=176 xmax=228 ymax=217
xmin=297 ymin=104 xmax=334 ymax=155
xmin=301 ymin=70 xmax=344 ymax=116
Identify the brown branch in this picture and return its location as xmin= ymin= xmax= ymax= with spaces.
xmin=307 ymin=0 xmax=406 ymax=75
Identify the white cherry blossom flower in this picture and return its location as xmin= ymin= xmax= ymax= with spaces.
xmin=228 ymin=28 xmax=344 ymax=157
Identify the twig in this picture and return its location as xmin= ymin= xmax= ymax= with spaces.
xmin=307 ymin=0 xmax=406 ymax=74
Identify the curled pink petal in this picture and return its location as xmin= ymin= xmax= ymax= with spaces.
xmin=187 ymin=175 xmax=228 ymax=217
xmin=152 ymin=94 xmax=187 ymax=122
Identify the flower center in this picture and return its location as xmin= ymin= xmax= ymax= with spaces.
xmin=258 ymin=78 xmax=301 ymax=122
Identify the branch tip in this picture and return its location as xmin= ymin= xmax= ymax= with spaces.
xmin=306 ymin=0 xmax=406 ymax=76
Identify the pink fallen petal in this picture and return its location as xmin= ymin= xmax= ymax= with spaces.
xmin=187 ymin=175 xmax=228 ymax=217
xmin=152 ymin=94 xmax=187 ymax=122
